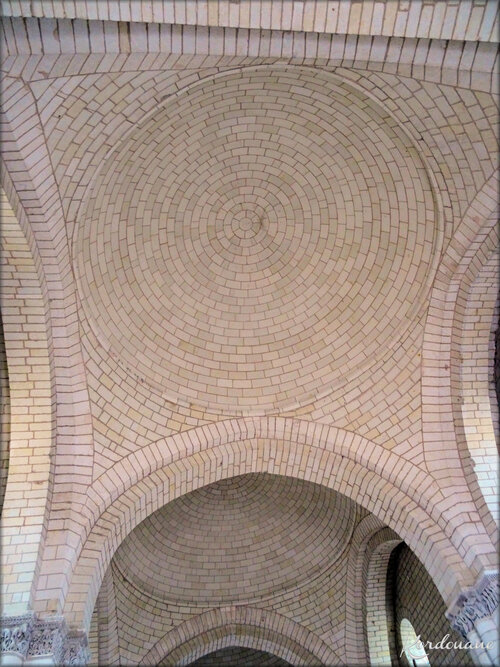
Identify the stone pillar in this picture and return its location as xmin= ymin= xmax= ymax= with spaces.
xmin=0 ymin=614 xmax=89 ymax=666
xmin=447 ymin=573 xmax=499 ymax=666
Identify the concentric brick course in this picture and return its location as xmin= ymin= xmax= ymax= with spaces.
xmin=0 ymin=3 xmax=498 ymax=664
xmin=113 ymin=473 xmax=356 ymax=606
xmin=74 ymin=65 xmax=437 ymax=414
xmin=30 ymin=62 xmax=494 ymax=468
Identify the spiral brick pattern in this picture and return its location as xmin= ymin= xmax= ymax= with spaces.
xmin=74 ymin=66 xmax=437 ymax=414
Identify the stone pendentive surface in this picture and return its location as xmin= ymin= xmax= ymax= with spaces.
xmin=74 ymin=65 xmax=438 ymax=416
xmin=1 ymin=613 xmax=89 ymax=665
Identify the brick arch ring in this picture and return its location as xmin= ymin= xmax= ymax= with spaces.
xmin=138 ymin=606 xmax=341 ymax=665
xmin=53 ymin=417 xmax=495 ymax=631
xmin=421 ymin=172 xmax=499 ymax=539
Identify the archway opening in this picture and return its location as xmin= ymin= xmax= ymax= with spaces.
xmin=399 ymin=618 xmax=430 ymax=667
xmin=183 ymin=646 xmax=291 ymax=666
xmin=388 ymin=544 xmax=474 ymax=667
xmin=63 ymin=422 xmax=479 ymax=634
xmin=89 ymin=472 xmax=362 ymax=665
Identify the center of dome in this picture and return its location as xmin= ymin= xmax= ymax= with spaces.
xmin=239 ymin=218 xmax=254 ymax=231
xmin=231 ymin=214 xmax=262 ymax=240
xmin=74 ymin=66 xmax=438 ymax=415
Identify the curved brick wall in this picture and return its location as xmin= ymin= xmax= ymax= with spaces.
xmin=113 ymin=473 xmax=356 ymax=606
xmin=73 ymin=65 xmax=437 ymax=416
xmin=390 ymin=544 xmax=474 ymax=667
xmin=0 ymin=3 xmax=497 ymax=664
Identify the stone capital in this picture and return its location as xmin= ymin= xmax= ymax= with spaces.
xmin=1 ymin=613 xmax=89 ymax=665
xmin=447 ymin=573 xmax=499 ymax=638
xmin=1 ymin=613 xmax=34 ymax=658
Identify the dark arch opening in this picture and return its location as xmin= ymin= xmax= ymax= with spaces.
xmin=0 ymin=311 xmax=10 ymax=513
xmin=188 ymin=646 xmax=291 ymax=666
xmin=495 ymin=310 xmax=500 ymax=432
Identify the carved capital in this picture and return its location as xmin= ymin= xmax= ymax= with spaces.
xmin=447 ymin=573 xmax=499 ymax=638
xmin=62 ymin=631 xmax=90 ymax=666
xmin=1 ymin=613 xmax=89 ymax=665
xmin=27 ymin=616 xmax=65 ymax=661
xmin=0 ymin=612 xmax=34 ymax=657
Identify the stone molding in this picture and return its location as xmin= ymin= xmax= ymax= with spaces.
xmin=1 ymin=613 xmax=89 ymax=665
xmin=447 ymin=573 xmax=499 ymax=638
xmin=1 ymin=0 xmax=498 ymax=43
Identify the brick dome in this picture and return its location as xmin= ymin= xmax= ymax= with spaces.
xmin=113 ymin=473 xmax=357 ymax=606
xmin=74 ymin=66 xmax=438 ymax=415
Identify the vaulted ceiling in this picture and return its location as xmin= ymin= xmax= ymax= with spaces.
xmin=0 ymin=2 xmax=498 ymax=666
